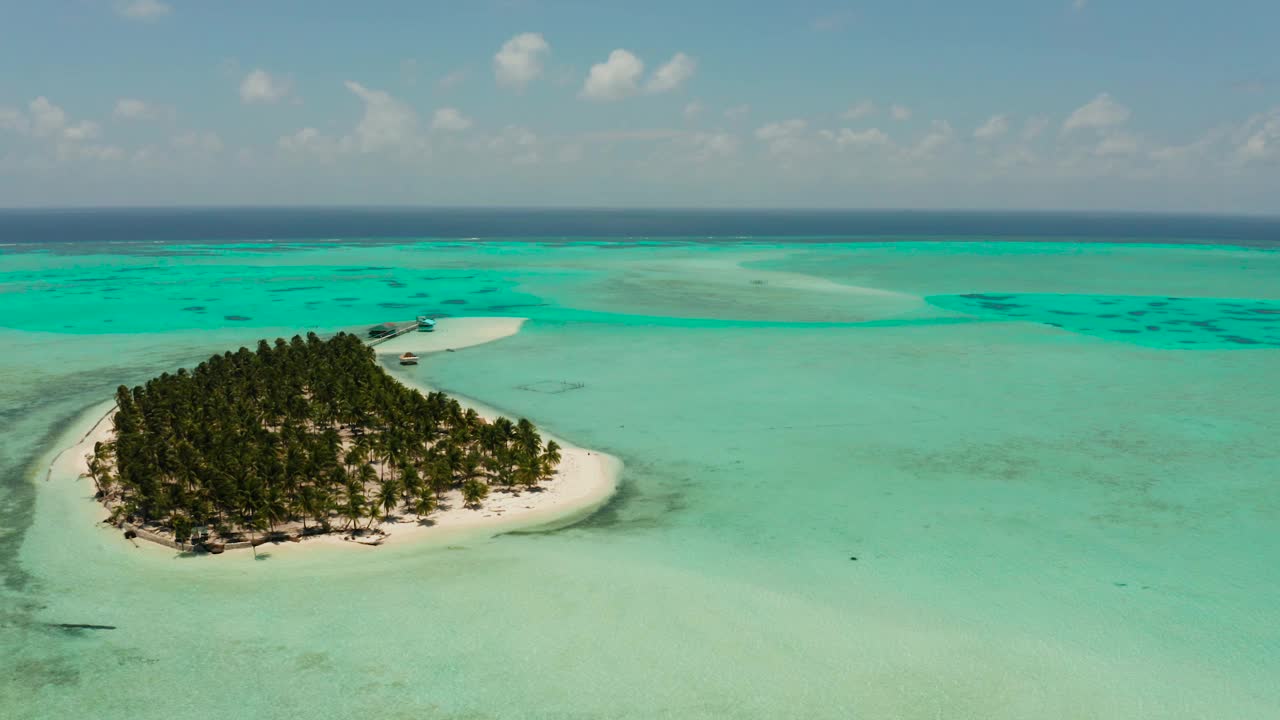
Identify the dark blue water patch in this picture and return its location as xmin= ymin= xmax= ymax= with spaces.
xmin=180 ymin=306 xmax=206 ymax=312
xmin=422 ymin=275 xmax=475 ymax=281
xmin=472 ymin=287 xmax=500 ymax=294
xmin=441 ymin=299 xmax=468 ymax=305
xmin=268 ymin=286 xmax=323 ymax=293
xmin=377 ymin=302 xmax=414 ymax=309
xmin=334 ymin=297 xmax=359 ymax=301
xmin=927 ymin=293 xmax=1280 ymax=349
xmin=224 ymin=315 xmax=251 ymax=321
xmin=386 ymin=281 xmax=406 ymax=288
xmin=335 ymin=266 xmax=392 ymax=272
xmin=411 ymin=292 xmax=430 ymax=298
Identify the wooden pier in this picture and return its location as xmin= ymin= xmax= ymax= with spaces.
xmin=365 ymin=321 xmax=419 ymax=347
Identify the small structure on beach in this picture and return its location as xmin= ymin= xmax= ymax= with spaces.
xmin=416 ymin=316 xmax=436 ymax=332
xmin=399 ymin=352 xmax=419 ymax=366
xmin=368 ymin=323 xmax=397 ymax=338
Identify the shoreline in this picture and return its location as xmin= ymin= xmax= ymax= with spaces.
xmin=51 ymin=317 xmax=621 ymax=555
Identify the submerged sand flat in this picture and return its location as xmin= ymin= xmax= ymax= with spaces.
xmin=52 ymin=317 xmax=620 ymax=555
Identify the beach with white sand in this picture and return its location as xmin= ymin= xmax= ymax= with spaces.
xmin=50 ymin=317 xmax=620 ymax=555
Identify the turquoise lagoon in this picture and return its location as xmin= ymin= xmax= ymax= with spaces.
xmin=2 ymin=239 xmax=1279 ymax=719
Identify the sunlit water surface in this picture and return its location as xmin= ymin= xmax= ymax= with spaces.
xmin=1 ymin=240 xmax=1278 ymax=719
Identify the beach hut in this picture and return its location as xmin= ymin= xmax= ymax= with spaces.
xmin=416 ymin=316 xmax=436 ymax=332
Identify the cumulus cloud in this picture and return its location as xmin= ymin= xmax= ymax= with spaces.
xmin=1063 ymin=93 xmax=1130 ymax=132
xmin=910 ymin=120 xmax=954 ymax=157
xmin=755 ymin=119 xmax=810 ymax=155
xmin=344 ymin=81 xmax=419 ymax=153
xmin=1094 ymin=132 xmax=1139 ymax=156
xmin=431 ymin=107 xmax=472 ymax=132
xmin=240 ymin=69 xmax=292 ymax=104
xmin=115 ymin=0 xmax=170 ymax=21
xmin=688 ymin=132 xmax=738 ymax=162
xmin=113 ymin=98 xmax=173 ymax=121
xmin=974 ymin=114 xmax=1009 ymax=140
xmin=494 ymin=33 xmax=550 ymax=90
xmin=4 ymin=96 xmax=123 ymax=163
xmin=890 ymin=104 xmax=912 ymax=121
xmin=29 ymin=97 xmax=68 ymax=138
xmin=833 ymin=127 xmax=891 ymax=149
xmin=646 ymin=53 xmax=696 ymax=94
xmin=171 ymin=130 xmax=223 ymax=154
xmin=843 ymin=101 xmax=876 ymax=120
xmin=581 ymin=50 xmax=645 ymax=101
xmin=1235 ymin=109 xmax=1280 ymax=163
xmin=0 ymin=107 xmax=29 ymax=134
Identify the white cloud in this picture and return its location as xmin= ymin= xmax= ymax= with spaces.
xmin=834 ymin=127 xmax=891 ymax=149
xmin=646 ymin=53 xmax=696 ymax=94
xmin=494 ymin=33 xmax=550 ymax=90
xmin=62 ymin=121 xmax=101 ymax=142
xmin=724 ymin=104 xmax=750 ymax=120
xmin=910 ymin=121 xmax=954 ymax=157
xmin=974 ymin=114 xmax=1009 ymax=140
xmin=432 ymin=107 xmax=472 ymax=132
xmin=1094 ymin=132 xmax=1139 ymax=156
xmin=683 ymin=100 xmax=703 ymax=119
xmin=114 ymin=99 xmax=150 ymax=119
xmin=755 ymin=119 xmax=810 ymax=155
xmin=0 ymin=107 xmax=29 ymax=134
xmin=171 ymin=130 xmax=223 ymax=154
xmin=116 ymin=0 xmax=170 ymax=21
xmin=1235 ymin=109 xmax=1280 ymax=163
xmin=240 ymin=69 xmax=292 ymax=104
xmin=689 ymin=132 xmax=738 ymax=162
xmin=113 ymin=98 xmax=172 ymax=121
xmin=29 ymin=97 xmax=68 ymax=138
xmin=581 ymin=49 xmax=645 ymax=101
xmin=344 ymin=81 xmax=419 ymax=153
xmin=1063 ymin=93 xmax=1130 ymax=132
xmin=755 ymin=119 xmax=807 ymax=142
xmin=278 ymin=127 xmax=341 ymax=161
xmin=1023 ymin=115 xmax=1050 ymax=140
xmin=843 ymin=101 xmax=876 ymax=120
xmin=890 ymin=104 xmax=912 ymax=121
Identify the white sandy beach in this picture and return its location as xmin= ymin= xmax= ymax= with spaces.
xmin=54 ymin=317 xmax=621 ymax=554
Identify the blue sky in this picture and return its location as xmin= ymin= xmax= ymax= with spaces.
xmin=1 ymin=0 xmax=1278 ymax=211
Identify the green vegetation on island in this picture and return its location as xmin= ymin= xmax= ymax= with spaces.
xmin=85 ymin=332 xmax=561 ymax=548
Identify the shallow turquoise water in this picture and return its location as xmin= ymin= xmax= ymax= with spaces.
xmin=2 ymin=241 xmax=1279 ymax=718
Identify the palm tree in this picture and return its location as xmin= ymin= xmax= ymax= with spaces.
xmin=461 ymin=478 xmax=489 ymax=509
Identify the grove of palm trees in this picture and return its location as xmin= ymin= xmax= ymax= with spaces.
xmin=86 ymin=331 xmax=561 ymax=549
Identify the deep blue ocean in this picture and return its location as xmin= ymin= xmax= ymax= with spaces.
xmin=1 ymin=207 xmax=1278 ymax=247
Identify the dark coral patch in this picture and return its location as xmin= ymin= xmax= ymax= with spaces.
xmin=224 ymin=315 xmax=251 ymax=321
xmin=441 ymin=299 xmax=468 ymax=305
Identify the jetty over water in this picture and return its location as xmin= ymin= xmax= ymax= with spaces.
xmin=365 ymin=321 xmax=419 ymax=347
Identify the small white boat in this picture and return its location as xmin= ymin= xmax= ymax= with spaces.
xmin=399 ymin=352 xmax=419 ymax=366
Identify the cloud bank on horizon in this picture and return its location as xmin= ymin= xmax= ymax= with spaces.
xmin=1 ymin=1 xmax=1278 ymax=212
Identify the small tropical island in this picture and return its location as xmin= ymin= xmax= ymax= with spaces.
xmin=83 ymin=330 xmax=571 ymax=553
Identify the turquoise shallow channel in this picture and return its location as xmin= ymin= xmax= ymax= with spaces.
xmin=2 ymin=239 xmax=1279 ymax=719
